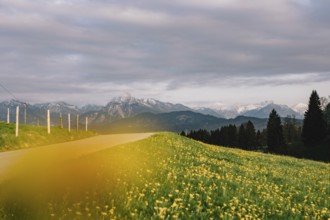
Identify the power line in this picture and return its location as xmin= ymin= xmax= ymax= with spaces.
xmin=0 ymin=82 xmax=18 ymax=101
xmin=0 ymin=82 xmax=37 ymax=125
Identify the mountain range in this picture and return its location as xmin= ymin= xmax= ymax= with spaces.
xmin=0 ymin=96 xmax=305 ymax=132
xmin=196 ymin=101 xmax=306 ymax=119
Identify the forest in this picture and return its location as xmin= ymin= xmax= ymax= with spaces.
xmin=181 ymin=90 xmax=330 ymax=162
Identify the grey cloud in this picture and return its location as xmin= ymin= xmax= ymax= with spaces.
xmin=226 ymin=72 xmax=330 ymax=87
xmin=0 ymin=0 xmax=329 ymax=105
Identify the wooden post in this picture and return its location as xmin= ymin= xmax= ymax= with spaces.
xmin=76 ymin=114 xmax=79 ymax=131
xmin=24 ymin=102 xmax=27 ymax=126
xmin=68 ymin=113 xmax=71 ymax=133
xmin=85 ymin=117 xmax=88 ymax=131
xmin=47 ymin=110 xmax=50 ymax=134
xmin=60 ymin=112 xmax=63 ymax=129
xmin=15 ymin=106 xmax=19 ymax=137
xmin=7 ymin=108 xmax=10 ymax=124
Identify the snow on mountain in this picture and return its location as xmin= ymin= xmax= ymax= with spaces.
xmin=292 ymin=103 xmax=308 ymax=115
xmin=83 ymin=96 xmax=192 ymax=124
xmin=236 ymin=101 xmax=273 ymax=113
xmin=34 ymin=101 xmax=79 ymax=113
xmin=196 ymin=101 xmax=272 ymax=119
xmin=0 ymin=100 xmax=25 ymax=122
xmin=108 ymin=96 xmax=190 ymax=112
xmin=195 ymin=102 xmax=237 ymax=119
xmin=242 ymin=103 xmax=302 ymax=119
xmin=80 ymin=104 xmax=103 ymax=113
xmin=0 ymin=97 xmax=305 ymax=128
xmin=0 ymin=100 xmax=78 ymax=125
xmin=196 ymin=101 xmax=303 ymax=119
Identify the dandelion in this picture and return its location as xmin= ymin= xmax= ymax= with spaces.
xmin=109 ymin=207 xmax=115 ymax=215
xmin=171 ymin=202 xmax=178 ymax=209
xmin=101 ymin=212 xmax=107 ymax=216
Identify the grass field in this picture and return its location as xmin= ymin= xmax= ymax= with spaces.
xmin=0 ymin=133 xmax=329 ymax=219
xmin=0 ymin=121 xmax=97 ymax=151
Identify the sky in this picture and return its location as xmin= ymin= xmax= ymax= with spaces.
xmin=0 ymin=0 xmax=329 ymax=108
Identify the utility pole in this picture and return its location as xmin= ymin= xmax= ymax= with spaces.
xmin=68 ymin=113 xmax=71 ymax=133
xmin=24 ymin=102 xmax=27 ymax=126
xmin=47 ymin=110 xmax=50 ymax=134
xmin=15 ymin=106 xmax=19 ymax=137
xmin=7 ymin=108 xmax=10 ymax=124
xmin=60 ymin=112 xmax=63 ymax=129
xmin=76 ymin=114 xmax=79 ymax=131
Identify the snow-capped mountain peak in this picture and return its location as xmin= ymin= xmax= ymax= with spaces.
xmin=83 ymin=96 xmax=192 ymax=124
xmin=196 ymin=101 xmax=303 ymax=119
xmin=292 ymin=103 xmax=308 ymax=115
xmin=236 ymin=100 xmax=273 ymax=113
xmin=34 ymin=101 xmax=80 ymax=113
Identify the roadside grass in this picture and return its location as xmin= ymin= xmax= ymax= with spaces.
xmin=0 ymin=121 xmax=97 ymax=151
xmin=0 ymin=132 xmax=329 ymax=219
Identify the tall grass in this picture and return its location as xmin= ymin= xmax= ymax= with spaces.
xmin=0 ymin=133 xmax=329 ymax=219
xmin=0 ymin=121 xmax=97 ymax=151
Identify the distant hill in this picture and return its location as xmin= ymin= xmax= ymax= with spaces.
xmin=91 ymin=111 xmax=269 ymax=133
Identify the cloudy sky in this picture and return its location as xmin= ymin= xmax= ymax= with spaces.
xmin=0 ymin=0 xmax=329 ymax=107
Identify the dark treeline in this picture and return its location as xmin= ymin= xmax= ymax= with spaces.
xmin=182 ymin=122 xmax=266 ymax=151
xmin=181 ymin=90 xmax=330 ymax=162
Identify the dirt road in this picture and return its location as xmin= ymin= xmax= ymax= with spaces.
xmin=0 ymin=133 xmax=154 ymax=182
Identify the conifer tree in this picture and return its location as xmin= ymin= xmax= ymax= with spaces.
xmin=180 ymin=131 xmax=186 ymax=136
xmin=302 ymin=90 xmax=327 ymax=145
xmin=228 ymin=124 xmax=237 ymax=147
xmin=267 ymin=109 xmax=285 ymax=153
xmin=238 ymin=124 xmax=246 ymax=149
xmin=283 ymin=116 xmax=300 ymax=144
xmin=324 ymin=103 xmax=330 ymax=135
xmin=245 ymin=121 xmax=257 ymax=150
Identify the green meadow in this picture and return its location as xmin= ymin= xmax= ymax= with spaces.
xmin=0 ymin=133 xmax=329 ymax=219
xmin=0 ymin=121 xmax=96 ymax=151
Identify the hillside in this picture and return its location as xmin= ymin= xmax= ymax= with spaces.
xmin=0 ymin=133 xmax=328 ymax=219
xmin=0 ymin=121 xmax=97 ymax=151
